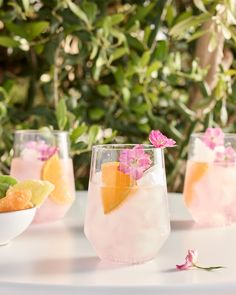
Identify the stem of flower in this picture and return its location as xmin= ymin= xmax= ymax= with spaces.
xmin=193 ymin=263 xmax=225 ymax=271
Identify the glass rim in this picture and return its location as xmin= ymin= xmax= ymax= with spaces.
xmin=191 ymin=132 xmax=236 ymax=139
xmin=14 ymin=129 xmax=68 ymax=135
xmin=92 ymin=144 xmax=159 ymax=151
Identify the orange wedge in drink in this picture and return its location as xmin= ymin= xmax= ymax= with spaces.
xmin=183 ymin=161 xmax=208 ymax=206
xmin=101 ymin=162 xmax=135 ymax=214
xmin=41 ymin=153 xmax=73 ymax=204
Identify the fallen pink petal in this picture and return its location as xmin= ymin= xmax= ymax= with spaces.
xmin=149 ymin=130 xmax=176 ymax=148
xmin=176 ymin=249 xmax=198 ymax=270
xmin=176 ymin=249 xmax=224 ymax=271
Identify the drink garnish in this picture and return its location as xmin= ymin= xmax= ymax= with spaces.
xmin=118 ymin=144 xmax=152 ymax=180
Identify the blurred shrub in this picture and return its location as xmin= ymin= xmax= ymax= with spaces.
xmin=0 ymin=0 xmax=236 ymax=191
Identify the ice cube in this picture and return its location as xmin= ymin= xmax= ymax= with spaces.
xmin=137 ymin=165 xmax=166 ymax=187
xmin=192 ymin=138 xmax=215 ymax=162
xmin=21 ymin=148 xmax=39 ymax=161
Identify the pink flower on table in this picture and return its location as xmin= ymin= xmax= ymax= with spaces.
xmin=202 ymin=127 xmax=224 ymax=150
xmin=149 ymin=130 xmax=176 ymax=148
xmin=214 ymin=146 xmax=236 ymax=166
xmin=25 ymin=140 xmax=58 ymax=161
xmin=176 ymin=249 xmax=198 ymax=270
xmin=118 ymin=144 xmax=152 ymax=180
xmin=176 ymin=249 xmax=224 ymax=271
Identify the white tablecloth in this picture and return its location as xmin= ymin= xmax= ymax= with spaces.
xmin=1 ymin=192 xmax=236 ymax=295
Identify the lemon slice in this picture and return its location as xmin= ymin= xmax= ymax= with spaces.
xmin=11 ymin=179 xmax=54 ymax=206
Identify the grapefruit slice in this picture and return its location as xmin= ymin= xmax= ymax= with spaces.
xmin=0 ymin=189 xmax=33 ymax=212
xmin=11 ymin=179 xmax=54 ymax=206
xmin=101 ymin=162 xmax=135 ymax=214
xmin=183 ymin=161 xmax=208 ymax=206
xmin=41 ymin=154 xmax=73 ymax=204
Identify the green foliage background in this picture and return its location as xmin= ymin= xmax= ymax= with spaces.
xmin=0 ymin=0 xmax=236 ymax=191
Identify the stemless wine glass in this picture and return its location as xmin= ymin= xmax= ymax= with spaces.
xmin=10 ymin=130 xmax=76 ymax=223
xmin=183 ymin=133 xmax=236 ymax=227
xmin=84 ymin=144 xmax=170 ymax=264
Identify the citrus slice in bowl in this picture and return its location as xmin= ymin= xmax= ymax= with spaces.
xmin=183 ymin=161 xmax=209 ymax=206
xmin=0 ymin=189 xmax=33 ymax=212
xmin=41 ymin=154 xmax=73 ymax=204
xmin=10 ymin=179 xmax=54 ymax=206
xmin=101 ymin=162 xmax=135 ymax=214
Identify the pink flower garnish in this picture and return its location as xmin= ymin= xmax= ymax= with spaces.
xmin=118 ymin=144 xmax=152 ymax=180
xmin=202 ymin=127 xmax=224 ymax=150
xmin=176 ymin=249 xmax=198 ymax=270
xmin=25 ymin=140 xmax=58 ymax=161
xmin=215 ymin=146 xmax=236 ymax=166
xmin=149 ymin=130 xmax=176 ymax=148
xmin=176 ymin=249 xmax=224 ymax=271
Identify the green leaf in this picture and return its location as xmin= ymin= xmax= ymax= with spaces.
xmin=67 ymin=0 xmax=89 ymax=26
xmin=109 ymin=47 xmax=129 ymax=63
xmin=111 ymin=14 xmax=125 ymax=25
xmin=140 ymin=51 xmax=151 ymax=67
xmin=21 ymin=0 xmax=29 ymax=12
xmin=0 ymin=183 xmax=10 ymax=199
xmin=83 ymin=2 xmax=97 ymax=23
xmin=27 ymin=21 xmax=49 ymax=40
xmin=187 ymin=29 xmax=208 ymax=42
xmin=122 ymin=87 xmax=130 ymax=104
xmin=88 ymin=125 xmax=100 ymax=147
xmin=89 ymin=108 xmax=105 ymax=120
xmin=154 ymin=41 xmax=168 ymax=61
xmin=0 ymin=87 xmax=10 ymax=102
xmin=126 ymin=2 xmax=155 ymax=29
xmin=71 ymin=126 xmax=88 ymax=142
xmin=0 ymin=102 xmax=7 ymax=118
xmin=0 ymin=36 xmax=20 ymax=48
xmin=193 ymin=0 xmax=207 ymax=12
xmin=113 ymin=66 xmax=124 ymax=86
xmin=0 ymin=175 xmax=18 ymax=199
xmin=146 ymin=61 xmax=161 ymax=77
xmin=144 ymin=27 xmax=151 ymax=44
xmin=5 ymin=21 xmax=49 ymax=41
xmin=98 ymin=84 xmax=111 ymax=97
xmin=170 ymin=14 xmax=210 ymax=38
xmin=166 ymin=4 xmax=175 ymax=27
xmin=126 ymin=35 xmax=145 ymax=52
xmin=0 ymin=175 xmax=18 ymax=186
xmin=56 ymin=99 xmax=67 ymax=130
xmin=5 ymin=22 xmax=28 ymax=38
xmin=110 ymin=29 xmax=126 ymax=45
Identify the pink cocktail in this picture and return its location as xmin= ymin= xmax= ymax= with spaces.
xmin=183 ymin=129 xmax=236 ymax=226
xmin=10 ymin=130 xmax=75 ymax=223
xmin=84 ymin=144 xmax=170 ymax=264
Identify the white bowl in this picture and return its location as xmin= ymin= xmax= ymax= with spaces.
xmin=0 ymin=207 xmax=36 ymax=245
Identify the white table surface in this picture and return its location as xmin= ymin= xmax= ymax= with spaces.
xmin=1 ymin=192 xmax=236 ymax=295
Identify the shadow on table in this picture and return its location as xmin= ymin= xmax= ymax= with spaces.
xmin=170 ymin=220 xmax=195 ymax=231
xmin=0 ymin=256 xmax=126 ymax=277
xmin=170 ymin=219 xmax=221 ymax=230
